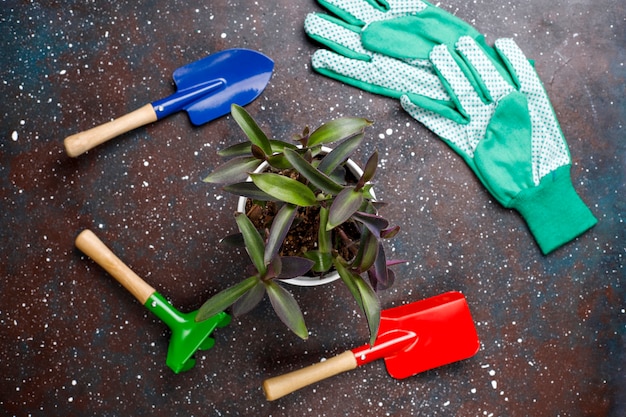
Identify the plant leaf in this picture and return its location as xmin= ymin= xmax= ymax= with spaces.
xmin=353 ymin=211 xmax=389 ymax=237
xmin=357 ymin=151 xmax=378 ymax=189
xmin=283 ymin=148 xmax=343 ymax=195
xmin=381 ymin=225 xmax=401 ymax=239
xmin=277 ymin=256 xmax=315 ymax=279
xmin=307 ymin=117 xmax=372 ymax=147
xmin=236 ymin=212 xmax=266 ymax=275
xmin=265 ymin=204 xmax=297 ymax=264
xmin=355 ymin=229 xmax=379 ymax=272
xmin=251 ymin=173 xmax=317 ymax=206
xmin=265 ymin=280 xmax=309 ymax=340
xmin=303 ymin=250 xmax=333 ymax=273
xmin=327 ymin=186 xmax=363 ymax=230
xmin=223 ymin=182 xmax=279 ymax=201
xmin=353 ymin=273 xmax=381 ymax=346
xmin=218 ymin=140 xmax=298 ymax=158
xmin=196 ymin=275 xmax=260 ymax=321
xmin=231 ymin=104 xmax=273 ymax=155
xmin=202 ymin=156 xmax=262 ymax=184
xmin=219 ymin=232 xmax=245 ymax=247
xmin=317 ymin=132 xmax=365 ymax=175
xmin=232 ymin=278 xmax=267 ymax=315
xmin=334 ymin=257 xmax=381 ymax=345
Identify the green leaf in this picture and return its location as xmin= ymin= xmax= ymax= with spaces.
xmin=353 ymin=273 xmax=381 ymax=346
xmin=202 ymin=156 xmax=262 ymax=184
xmin=223 ymin=182 xmax=279 ymax=201
xmin=265 ymin=204 xmax=297 ymax=264
xmin=317 ymin=132 xmax=365 ymax=175
xmin=196 ymin=276 xmax=260 ymax=321
xmin=355 ymin=229 xmax=379 ymax=272
xmin=334 ymin=258 xmax=380 ymax=346
xmin=317 ymin=206 xmax=332 ymax=254
xmin=232 ymin=278 xmax=267 ymax=315
xmin=236 ymin=212 xmax=266 ymax=275
xmin=265 ymin=280 xmax=308 ymax=340
xmin=307 ymin=117 xmax=372 ymax=147
xmin=303 ymin=250 xmax=333 ymax=273
xmin=231 ymin=104 xmax=272 ymax=155
xmin=283 ymin=148 xmax=344 ymax=195
xmin=357 ymin=151 xmax=378 ymax=189
xmin=218 ymin=140 xmax=298 ymax=158
xmin=327 ymin=186 xmax=363 ymax=230
xmin=251 ymin=173 xmax=317 ymax=206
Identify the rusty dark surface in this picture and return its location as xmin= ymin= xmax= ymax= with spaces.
xmin=1 ymin=1 xmax=624 ymax=416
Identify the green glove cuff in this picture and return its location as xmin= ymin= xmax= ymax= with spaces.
xmin=510 ymin=165 xmax=597 ymax=255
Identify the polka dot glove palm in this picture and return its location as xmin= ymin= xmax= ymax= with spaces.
xmin=401 ymin=36 xmax=597 ymax=254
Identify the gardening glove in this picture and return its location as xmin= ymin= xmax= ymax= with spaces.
xmin=304 ymin=0 xmax=515 ymax=122
xmin=304 ymin=11 xmax=451 ymax=110
xmin=400 ymin=36 xmax=597 ymax=254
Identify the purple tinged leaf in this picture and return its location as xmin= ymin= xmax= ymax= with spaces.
xmin=327 ymin=186 xmax=363 ymax=230
xmin=353 ymin=211 xmax=389 ymax=237
xmin=202 ymin=156 xmax=262 ymax=184
xmin=283 ymin=148 xmax=343 ymax=195
xmin=264 ymin=204 xmax=297 ymax=264
xmin=333 ymin=257 xmax=380 ymax=346
xmin=223 ymin=182 xmax=279 ymax=201
xmin=236 ymin=213 xmax=266 ymax=275
xmin=357 ymin=151 xmax=378 ymax=190
xmin=232 ymin=279 xmax=267 ymax=316
xmin=196 ymin=276 xmax=260 ymax=321
xmin=356 ymin=230 xmax=379 ymax=272
xmin=317 ymin=132 xmax=365 ymax=175
xmin=251 ymin=144 xmax=267 ymax=160
xmin=277 ymin=256 xmax=315 ymax=279
xmin=381 ymin=225 xmax=400 ymax=239
xmin=265 ymin=280 xmax=309 ymax=340
xmin=307 ymin=117 xmax=372 ymax=147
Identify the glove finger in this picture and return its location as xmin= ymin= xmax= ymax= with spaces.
xmin=317 ymin=0 xmax=387 ymax=26
xmin=400 ymin=95 xmax=476 ymax=158
xmin=455 ymin=36 xmax=514 ymax=102
xmin=305 ymin=13 xmax=371 ymax=61
xmin=430 ymin=44 xmax=483 ymax=119
xmin=317 ymin=0 xmax=427 ymax=26
xmin=312 ymin=49 xmax=450 ymax=100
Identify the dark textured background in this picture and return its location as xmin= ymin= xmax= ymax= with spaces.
xmin=1 ymin=1 xmax=624 ymax=416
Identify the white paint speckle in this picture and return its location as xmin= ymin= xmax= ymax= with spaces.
xmin=220 ymin=33 xmax=227 ymax=39
xmin=491 ymin=380 xmax=498 ymax=389
xmin=12 ymin=131 xmax=18 ymax=141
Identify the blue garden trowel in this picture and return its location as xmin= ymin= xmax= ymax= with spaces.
xmin=64 ymin=49 xmax=274 ymax=157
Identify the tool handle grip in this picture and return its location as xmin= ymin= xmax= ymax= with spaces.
xmin=262 ymin=350 xmax=357 ymax=401
xmin=75 ymin=229 xmax=155 ymax=304
xmin=64 ymin=103 xmax=157 ymax=157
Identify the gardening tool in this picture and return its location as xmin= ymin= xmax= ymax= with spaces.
xmin=64 ymin=49 xmax=274 ymax=157
xmin=262 ymin=291 xmax=479 ymax=400
xmin=74 ymin=229 xmax=230 ymax=373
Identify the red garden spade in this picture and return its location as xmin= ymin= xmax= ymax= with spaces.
xmin=64 ymin=48 xmax=273 ymax=157
xmin=262 ymin=291 xmax=480 ymax=400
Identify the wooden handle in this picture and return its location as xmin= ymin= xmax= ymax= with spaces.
xmin=262 ymin=350 xmax=357 ymax=401
xmin=64 ymin=103 xmax=157 ymax=157
xmin=75 ymin=229 xmax=155 ymax=304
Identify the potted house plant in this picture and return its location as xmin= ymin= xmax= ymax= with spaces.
xmin=196 ymin=104 xmax=402 ymax=345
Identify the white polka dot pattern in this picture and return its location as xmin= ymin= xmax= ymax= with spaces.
xmin=305 ymin=13 xmax=449 ymax=100
xmin=402 ymin=36 xmax=572 ymax=186
xmin=495 ymin=38 xmax=571 ymax=184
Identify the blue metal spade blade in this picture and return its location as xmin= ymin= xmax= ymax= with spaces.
xmin=151 ymin=49 xmax=274 ymax=125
